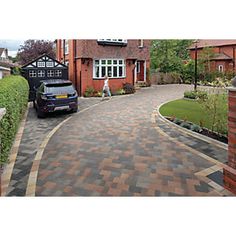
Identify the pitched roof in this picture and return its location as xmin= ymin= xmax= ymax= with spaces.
xmin=0 ymin=48 xmax=5 ymax=56
xmin=0 ymin=61 xmax=16 ymax=68
xmin=210 ymin=53 xmax=233 ymax=61
xmin=189 ymin=40 xmax=236 ymax=49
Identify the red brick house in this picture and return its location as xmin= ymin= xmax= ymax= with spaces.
xmin=56 ymin=39 xmax=151 ymax=96
xmin=189 ymin=40 xmax=236 ymax=73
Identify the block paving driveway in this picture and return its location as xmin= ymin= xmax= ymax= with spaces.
xmin=2 ymin=85 xmax=234 ymax=196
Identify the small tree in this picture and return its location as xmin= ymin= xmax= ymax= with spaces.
xmin=17 ymin=40 xmax=56 ymax=65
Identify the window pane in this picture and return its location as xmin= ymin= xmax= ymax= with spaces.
xmin=113 ymin=60 xmax=117 ymax=65
xmin=101 ymin=60 xmax=106 ymax=65
xmin=101 ymin=67 xmax=106 ymax=77
xmin=107 ymin=60 xmax=112 ymax=65
xmin=46 ymin=61 xmax=54 ymax=67
xmin=119 ymin=60 xmax=123 ymax=65
xmin=108 ymin=66 xmax=112 ymax=77
xmin=95 ymin=66 xmax=100 ymax=77
xmin=95 ymin=60 xmax=99 ymax=65
xmin=113 ymin=66 xmax=117 ymax=77
xmin=119 ymin=66 xmax=123 ymax=76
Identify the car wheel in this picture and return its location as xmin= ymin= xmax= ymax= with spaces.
xmin=37 ymin=110 xmax=46 ymax=118
xmin=72 ymin=107 xmax=78 ymax=113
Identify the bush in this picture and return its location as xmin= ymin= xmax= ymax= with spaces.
xmin=184 ymin=90 xmax=208 ymax=100
xmin=184 ymin=91 xmax=198 ymax=99
xmin=116 ymin=88 xmax=126 ymax=95
xmin=0 ymin=76 xmax=29 ymax=163
xmin=93 ymin=90 xmax=102 ymax=97
xmin=173 ymin=118 xmax=182 ymax=125
xmin=123 ymin=83 xmax=135 ymax=94
xmin=180 ymin=121 xmax=191 ymax=129
xmin=84 ymin=86 xmax=95 ymax=97
xmin=190 ymin=124 xmax=202 ymax=132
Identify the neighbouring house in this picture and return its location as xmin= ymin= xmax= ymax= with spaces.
xmin=21 ymin=54 xmax=68 ymax=101
xmin=189 ymin=40 xmax=236 ymax=73
xmin=0 ymin=48 xmax=11 ymax=79
xmin=56 ymin=39 xmax=151 ymax=96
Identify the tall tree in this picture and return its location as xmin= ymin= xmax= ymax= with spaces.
xmin=17 ymin=40 xmax=56 ymax=65
xmin=151 ymin=40 xmax=193 ymax=72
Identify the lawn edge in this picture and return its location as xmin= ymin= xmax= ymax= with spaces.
xmin=157 ymin=101 xmax=228 ymax=150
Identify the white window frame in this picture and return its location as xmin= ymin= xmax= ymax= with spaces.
xmin=29 ymin=70 xmax=37 ymax=78
xmin=47 ymin=70 xmax=54 ymax=77
xmin=46 ymin=61 xmax=54 ymax=67
xmin=137 ymin=62 xmax=141 ymax=73
xmin=97 ymin=39 xmax=127 ymax=44
xmin=55 ymin=70 xmax=62 ymax=77
xmin=37 ymin=61 xmax=45 ymax=67
xmin=65 ymin=40 xmax=69 ymax=54
xmin=218 ymin=65 xmax=224 ymax=72
xmin=138 ymin=39 xmax=144 ymax=48
xmin=38 ymin=70 xmax=45 ymax=77
xmin=93 ymin=59 xmax=126 ymax=79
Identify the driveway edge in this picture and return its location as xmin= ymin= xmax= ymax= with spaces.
xmin=1 ymin=104 xmax=29 ymax=196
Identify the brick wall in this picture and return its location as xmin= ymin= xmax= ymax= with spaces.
xmin=224 ymin=87 xmax=236 ymax=194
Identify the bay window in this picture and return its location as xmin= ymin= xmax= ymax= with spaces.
xmin=93 ymin=59 xmax=126 ymax=79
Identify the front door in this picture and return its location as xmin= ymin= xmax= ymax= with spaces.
xmin=136 ymin=60 xmax=145 ymax=82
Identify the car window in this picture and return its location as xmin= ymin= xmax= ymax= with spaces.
xmin=45 ymin=84 xmax=75 ymax=94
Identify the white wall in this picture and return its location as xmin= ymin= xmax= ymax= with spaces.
xmin=0 ymin=70 xmax=3 ymax=79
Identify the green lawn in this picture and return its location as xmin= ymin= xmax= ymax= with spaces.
xmin=159 ymin=95 xmax=228 ymax=135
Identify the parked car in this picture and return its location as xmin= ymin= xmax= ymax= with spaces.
xmin=34 ymin=79 xmax=78 ymax=118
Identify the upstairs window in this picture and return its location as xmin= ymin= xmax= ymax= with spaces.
xmin=65 ymin=40 xmax=69 ymax=54
xmin=46 ymin=61 xmax=54 ymax=67
xmin=97 ymin=39 xmax=127 ymax=46
xmin=93 ymin=59 xmax=126 ymax=79
xmin=138 ymin=39 xmax=144 ymax=48
xmin=37 ymin=61 xmax=45 ymax=67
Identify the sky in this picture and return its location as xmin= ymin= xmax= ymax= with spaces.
xmin=0 ymin=39 xmax=24 ymax=57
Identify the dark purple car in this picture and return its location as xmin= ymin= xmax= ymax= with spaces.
xmin=34 ymin=79 xmax=78 ymax=118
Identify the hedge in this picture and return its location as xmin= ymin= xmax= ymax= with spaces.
xmin=0 ymin=75 xmax=29 ymax=164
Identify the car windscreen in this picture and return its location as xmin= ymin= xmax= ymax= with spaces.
xmin=45 ymin=84 xmax=75 ymax=94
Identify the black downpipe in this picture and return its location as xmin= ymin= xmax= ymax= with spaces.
xmin=80 ymin=71 xmax=82 ymax=96
xmin=74 ymin=40 xmax=78 ymax=94
xmin=63 ymin=39 xmax=66 ymax=64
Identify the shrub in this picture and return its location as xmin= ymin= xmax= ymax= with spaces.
xmin=190 ymin=124 xmax=202 ymax=132
xmin=94 ymin=91 xmax=102 ymax=97
xmin=0 ymin=75 xmax=29 ymax=163
xmin=123 ymin=83 xmax=135 ymax=94
xmin=116 ymin=88 xmax=126 ymax=95
xmin=173 ymin=118 xmax=182 ymax=125
xmin=180 ymin=121 xmax=191 ymax=129
xmin=184 ymin=91 xmax=198 ymax=99
xmin=84 ymin=86 xmax=95 ymax=97
xmin=184 ymin=90 xmax=208 ymax=100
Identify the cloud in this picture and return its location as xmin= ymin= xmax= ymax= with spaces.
xmin=0 ymin=39 xmax=24 ymax=51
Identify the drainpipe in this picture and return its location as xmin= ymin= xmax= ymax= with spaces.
xmin=63 ymin=39 xmax=66 ymax=64
xmin=74 ymin=40 xmax=78 ymax=93
xmin=233 ymin=46 xmax=235 ymax=75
